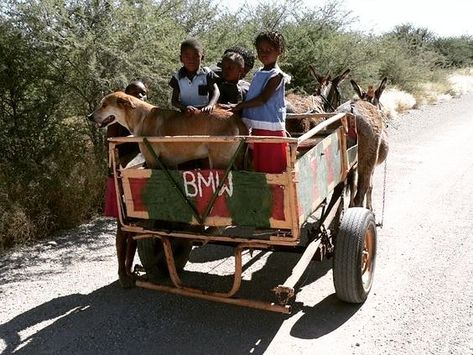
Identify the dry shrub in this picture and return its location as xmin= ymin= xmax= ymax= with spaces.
xmin=415 ymin=81 xmax=452 ymax=106
xmin=447 ymin=72 xmax=473 ymax=96
xmin=379 ymin=88 xmax=416 ymax=119
xmin=0 ymin=124 xmax=106 ymax=250
xmin=0 ymin=207 xmax=36 ymax=248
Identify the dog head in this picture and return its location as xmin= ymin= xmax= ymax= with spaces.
xmin=87 ymin=91 xmax=136 ymax=129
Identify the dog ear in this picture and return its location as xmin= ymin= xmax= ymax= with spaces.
xmin=117 ymin=96 xmax=136 ymax=109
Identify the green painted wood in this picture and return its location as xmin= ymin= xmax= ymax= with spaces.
xmin=227 ymin=171 xmax=272 ymax=228
xmin=296 ymin=131 xmax=342 ymax=223
xmin=137 ymin=170 xmax=278 ymax=228
xmin=142 ymin=170 xmax=195 ymax=223
xmin=142 ymin=138 xmax=202 ymax=223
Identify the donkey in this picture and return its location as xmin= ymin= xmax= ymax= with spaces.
xmin=286 ymin=66 xmax=350 ymax=133
xmin=351 ymin=78 xmax=387 ymax=108
xmin=337 ymin=78 xmax=389 ymax=210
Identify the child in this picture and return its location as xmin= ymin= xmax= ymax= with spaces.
xmin=169 ymin=38 xmax=219 ymax=114
xmin=217 ymin=51 xmax=250 ymax=105
xmin=104 ymin=80 xmax=148 ymax=287
xmin=233 ymin=31 xmax=290 ymax=174
xmin=212 ymin=46 xmax=256 ymax=80
xmin=105 ymin=80 xmax=148 ymax=172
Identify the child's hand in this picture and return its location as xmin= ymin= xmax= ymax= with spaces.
xmin=185 ymin=106 xmax=200 ymax=115
xmin=201 ymin=104 xmax=214 ymax=113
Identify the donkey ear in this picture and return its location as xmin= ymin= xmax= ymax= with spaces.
xmin=333 ymin=69 xmax=350 ymax=85
xmin=375 ymin=77 xmax=388 ymax=101
xmin=350 ymin=79 xmax=364 ymax=99
xmin=309 ymin=64 xmax=323 ymax=83
xmin=117 ymin=95 xmax=136 ymax=109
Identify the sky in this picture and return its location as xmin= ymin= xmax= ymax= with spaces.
xmin=342 ymin=0 xmax=473 ymax=37
xmin=225 ymin=0 xmax=473 ymax=38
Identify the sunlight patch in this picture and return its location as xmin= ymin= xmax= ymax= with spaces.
xmin=380 ymin=89 xmax=416 ymax=119
xmin=448 ymin=74 xmax=473 ymax=96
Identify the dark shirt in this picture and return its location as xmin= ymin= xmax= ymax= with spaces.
xmin=106 ymin=123 xmax=138 ymax=159
xmin=217 ymin=79 xmax=250 ymax=104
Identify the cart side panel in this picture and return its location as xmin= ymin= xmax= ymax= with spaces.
xmin=295 ymin=129 xmax=345 ymax=225
xmin=120 ymin=169 xmax=293 ymax=229
xmin=347 ymin=144 xmax=358 ymax=168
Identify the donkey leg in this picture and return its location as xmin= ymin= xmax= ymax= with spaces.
xmin=354 ymin=158 xmax=376 ymax=208
xmin=377 ymin=134 xmax=389 ymax=165
xmin=348 ymin=168 xmax=357 ymax=207
xmin=366 ymin=171 xmax=375 ymax=210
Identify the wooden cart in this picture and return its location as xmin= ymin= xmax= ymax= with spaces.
xmin=108 ymin=112 xmax=377 ymax=314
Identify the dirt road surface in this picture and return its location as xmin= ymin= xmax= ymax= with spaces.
xmin=1 ymin=94 xmax=472 ymax=354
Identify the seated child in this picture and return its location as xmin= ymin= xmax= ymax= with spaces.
xmin=169 ymin=38 xmax=219 ymax=114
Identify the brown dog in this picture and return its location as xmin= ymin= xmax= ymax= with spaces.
xmin=89 ymin=91 xmax=248 ymax=169
xmin=88 ymin=91 xmax=247 ymax=286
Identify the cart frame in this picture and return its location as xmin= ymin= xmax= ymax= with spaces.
xmin=108 ymin=112 xmax=361 ymax=313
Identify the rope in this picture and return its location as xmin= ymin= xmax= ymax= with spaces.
xmin=377 ymin=157 xmax=388 ymax=228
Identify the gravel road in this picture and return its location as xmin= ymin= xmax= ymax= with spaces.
xmin=1 ymin=94 xmax=473 ymax=355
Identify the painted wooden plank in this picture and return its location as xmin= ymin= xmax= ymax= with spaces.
xmin=120 ymin=169 xmax=293 ymax=229
xmin=295 ymin=130 xmax=343 ymax=224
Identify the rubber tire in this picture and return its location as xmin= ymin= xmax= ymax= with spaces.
xmin=137 ymin=238 xmax=192 ymax=281
xmin=333 ymin=207 xmax=377 ymax=303
xmin=329 ymin=184 xmax=350 ymax=237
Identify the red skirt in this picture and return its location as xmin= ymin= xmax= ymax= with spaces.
xmin=104 ymin=176 xmax=119 ymax=218
xmin=251 ymin=129 xmax=287 ymax=174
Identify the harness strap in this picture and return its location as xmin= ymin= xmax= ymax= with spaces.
xmin=376 ymin=157 xmax=388 ymax=228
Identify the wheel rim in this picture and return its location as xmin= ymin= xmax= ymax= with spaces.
xmin=361 ymin=226 xmax=375 ymax=291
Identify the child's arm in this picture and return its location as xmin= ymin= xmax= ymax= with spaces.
xmin=201 ymin=83 xmax=220 ymax=113
xmin=171 ymin=86 xmax=183 ymax=111
xmin=233 ymin=74 xmax=282 ymax=111
xmin=169 ymin=76 xmax=185 ymax=111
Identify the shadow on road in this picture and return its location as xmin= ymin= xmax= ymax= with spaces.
xmin=1 ymin=244 xmax=362 ymax=354
xmin=0 ymin=219 xmax=115 ymax=285
xmin=291 ymin=294 xmax=362 ymax=339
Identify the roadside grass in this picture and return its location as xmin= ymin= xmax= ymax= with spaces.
xmin=380 ymin=67 xmax=473 ymax=119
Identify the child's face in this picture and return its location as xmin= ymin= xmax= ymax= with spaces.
xmin=180 ymin=47 xmax=202 ymax=73
xmin=222 ymin=57 xmax=244 ymax=83
xmin=256 ymin=40 xmax=281 ymax=67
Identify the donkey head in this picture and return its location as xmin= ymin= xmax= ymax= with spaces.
xmin=309 ymin=65 xmax=350 ymax=112
xmin=351 ymin=77 xmax=387 ymax=108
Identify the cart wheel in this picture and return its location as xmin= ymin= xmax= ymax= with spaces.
xmin=137 ymin=238 xmax=192 ymax=282
xmin=333 ymin=207 xmax=377 ymax=303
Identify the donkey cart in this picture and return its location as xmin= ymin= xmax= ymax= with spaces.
xmin=108 ymin=112 xmax=377 ymax=314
